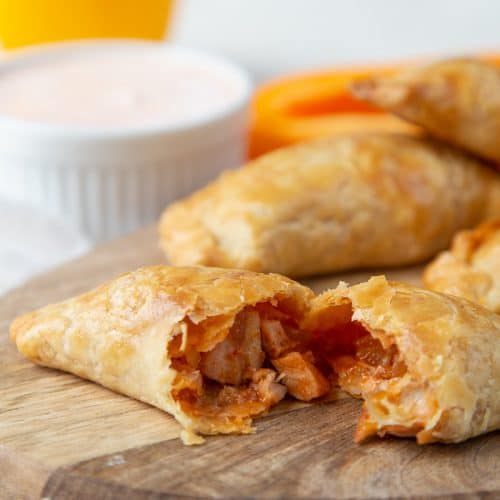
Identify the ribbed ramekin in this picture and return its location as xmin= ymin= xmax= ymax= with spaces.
xmin=0 ymin=42 xmax=252 ymax=242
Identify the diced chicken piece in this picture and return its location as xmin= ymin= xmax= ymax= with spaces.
xmin=199 ymin=309 xmax=264 ymax=385
xmin=261 ymin=319 xmax=298 ymax=358
xmin=199 ymin=337 xmax=245 ymax=385
xmin=238 ymin=310 xmax=264 ymax=371
xmin=215 ymin=369 xmax=286 ymax=417
xmin=272 ymin=351 xmax=330 ymax=401
xmin=251 ymin=368 xmax=287 ymax=406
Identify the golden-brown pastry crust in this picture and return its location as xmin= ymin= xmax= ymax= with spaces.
xmin=308 ymin=276 xmax=500 ymax=444
xmin=11 ymin=267 xmax=500 ymax=445
xmin=159 ymin=133 xmax=500 ymax=278
xmin=424 ymin=219 xmax=500 ymax=313
xmin=351 ymin=58 xmax=500 ymax=164
xmin=10 ymin=265 xmax=313 ymax=440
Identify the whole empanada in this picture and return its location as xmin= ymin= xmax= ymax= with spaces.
xmin=306 ymin=276 xmax=500 ymax=444
xmin=10 ymin=265 xmax=331 ymax=444
xmin=351 ymin=58 xmax=500 ymax=164
xmin=159 ymin=133 xmax=500 ymax=278
xmin=424 ymin=219 xmax=500 ymax=313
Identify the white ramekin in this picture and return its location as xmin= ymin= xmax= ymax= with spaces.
xmin=0 ymin=41 xmax=252 ymax=242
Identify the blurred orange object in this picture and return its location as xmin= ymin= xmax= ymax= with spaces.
xmin=0 ymin=0 xmax=174 ymax=49
xmin=249 ymin=55 xmax=500 ymax=159
xmin=249 ymin=66 xmax=418 ymax=159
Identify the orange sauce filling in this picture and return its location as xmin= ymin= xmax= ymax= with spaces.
xmin=169 ymin=302 xmax=409 ymax=436
xmin=169 ymin=304 xmax=331 ymax=426
xmin=310 ymin=318 xmax=407 ymax=397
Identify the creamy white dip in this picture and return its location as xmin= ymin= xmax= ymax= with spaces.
xmin=0 ymin=47 xmax=242 ymax=128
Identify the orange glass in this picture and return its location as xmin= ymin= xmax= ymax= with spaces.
xmin=0 ymin=0 xmax=174 ymax=49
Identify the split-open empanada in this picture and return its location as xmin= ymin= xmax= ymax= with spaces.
xmin=11 ymin=266 xmax=500 ymax=445
xmin=159 ymin=133 xmax=500 ymax=278
xmin=306 ymin=276 xmax=500 ymax=444
xmin=424 ymin=219 xmax=500 ymax=313
xmin=10 ymin=265 xmax=331 ymax=444
xmin=351 ymin=58 xmax=500 ymax=165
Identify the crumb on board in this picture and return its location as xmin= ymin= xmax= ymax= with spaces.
xmin=181 ymin=429 xmax=205 ymax=445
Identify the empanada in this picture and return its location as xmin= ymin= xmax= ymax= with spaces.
xmin=11 ymin=267 xmax=500 ymax=445
xmin=159 ymin=133 xmax=500 ymax=278
xmin=305 ymin=276 xmax=500 ymax=444
xmin=424 ymin=219 xmax=500 ymax=313
xmin=351 ymin=58 xmax=500 ymax=164
xmin=10 ymin=265 xmax=331 ymax=444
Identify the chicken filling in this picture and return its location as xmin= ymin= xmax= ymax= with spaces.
xmin=311 ymin=320 xmax=406 ymax=398
xmin=170 ymin=301 xmax=434 ymax=441
xmin=309 ymin=303 xmax=439 ymax=443
xmin=169 ymin=303 xmax=331 ymax=426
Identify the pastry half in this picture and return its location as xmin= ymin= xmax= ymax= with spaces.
xmin=305 ymin=276 xmax=500 ymax=444
xmin=424 ymin=219 xmax=500 ymax=313
xmin=351 ymin=58 xmax=500 ymax=165
xmin=10 ymin=265 xmax=333 ymax=444
xmin=159 ymin=133 xmax=500 ymax=278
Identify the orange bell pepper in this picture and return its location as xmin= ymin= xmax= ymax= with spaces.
xmin=248 ymin=66 xmax=416 ymax=159
xmin=249 ymin=55 xmax=500 ymax=159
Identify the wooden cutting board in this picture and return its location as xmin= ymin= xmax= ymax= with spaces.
xmin=1 ymin=226 xmax=499 ymax=500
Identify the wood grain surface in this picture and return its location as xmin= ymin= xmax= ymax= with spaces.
xmin=1 ymin=226 xmax=498 ymax=500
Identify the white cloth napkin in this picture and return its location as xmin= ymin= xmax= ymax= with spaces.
xmin=0 ymin=200 xmax=90 ymax=295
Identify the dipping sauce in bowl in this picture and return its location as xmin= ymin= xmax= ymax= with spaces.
xmin=0 ymin=47 xmax=244 ymax=129
xmin=0 ymin=42 xmax=252 ymax=241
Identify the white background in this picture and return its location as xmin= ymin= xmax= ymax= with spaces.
xmin=173 ymin=0 xmax=500 ymax=80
